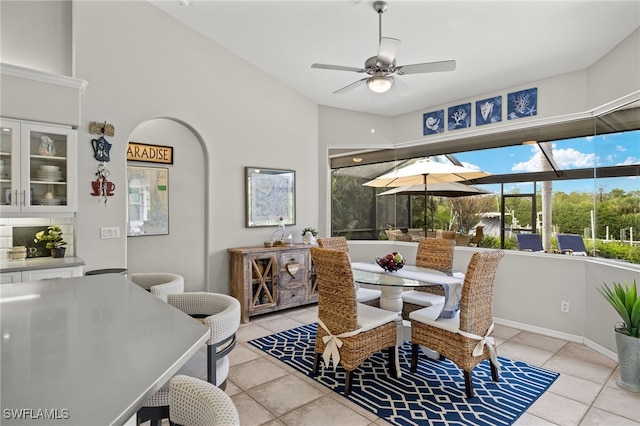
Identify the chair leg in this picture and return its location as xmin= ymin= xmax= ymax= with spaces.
xmin=410 ymin=343 xmax=419 ymax=373
xmin=312 ymin=352 xmax=321 ymax=375
xmin=387 ymin=346 xmax=397 ymax=377
xmin=490 ymin=360 xmax=499 ymax=382
xmin=345 ymin=370 xmax=353 ymax=396
xmin=463 ymin=370 xmax=474 ymax=398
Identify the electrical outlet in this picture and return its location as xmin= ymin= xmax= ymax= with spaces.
xmin=100 ymin=227 xmax=120 ymax=239
xmin=560 ymin=301 xmax=570 ymax=313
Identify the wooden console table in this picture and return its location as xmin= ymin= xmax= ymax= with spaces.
xmin=228 ymin=245 xmax=317 ymax=323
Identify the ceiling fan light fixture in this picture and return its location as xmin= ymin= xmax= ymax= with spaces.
xmin=366 ymin=75 xmax=393 ymax=93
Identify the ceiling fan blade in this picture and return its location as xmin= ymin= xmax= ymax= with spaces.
xmin=391 ymin=77 xmax=413 ymax=96
xmin=396 ymin=60 xmax=456 ymax=75
xmin=311 ymin=63 xmax=366 ymax=73
xmin=377 ymin=37 xmax=401 ymax=64
xmin=333 ymin=78 xmax=368 ymax=94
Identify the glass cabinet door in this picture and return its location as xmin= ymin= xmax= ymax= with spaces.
xmin=21 ymin=122 xmax=77 ymax=212
xmin=0 ymin=120 xmax=21 ymax=213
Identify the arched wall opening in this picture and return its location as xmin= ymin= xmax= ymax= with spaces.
xmin=126 ymin=118 xmax=208 ymax=291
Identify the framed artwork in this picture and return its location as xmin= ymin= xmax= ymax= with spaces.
xmin=246 ymin=167 xmax=296 ymax=227
xmin=448 ymin=103 xmax=471 ymax=130
xmin=508 ymin=87 xmax=538 ymax=119
xmin=476 ymin=96 xmax=502 ymax=126
xmin=423 ymin=110 xmax=444 ymax=135
xmin=127 ymin=166 xmax=169 ymax=236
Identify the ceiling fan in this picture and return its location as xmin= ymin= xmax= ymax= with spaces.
xmin=311 ymin=1 xmax=456 ymax=95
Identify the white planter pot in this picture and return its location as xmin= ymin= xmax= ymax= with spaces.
xmin=615 ymin=328 xmax=640 ymax=393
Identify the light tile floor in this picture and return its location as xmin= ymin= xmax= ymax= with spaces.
xmin=223 ymin=305 xmax=639 ymax=426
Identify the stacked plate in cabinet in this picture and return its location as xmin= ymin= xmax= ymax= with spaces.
xmin=34 ymin=165 xmax=63 ymax=182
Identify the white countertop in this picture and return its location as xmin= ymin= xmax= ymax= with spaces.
xmin=0 ymin=256 xmax=85 ymax=273
xmin=0 ymin=275 xmax=209 ymax=425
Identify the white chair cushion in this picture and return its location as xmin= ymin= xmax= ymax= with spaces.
xmin=409 ymin=304 xmax=460 ymax=334
xmin=401 ymin=290 xmax=445 ymax=307
xmin=356 ymin=303 xmax=399 ymax=332
xmin=356 ymin=288 xmax=382 ymax=303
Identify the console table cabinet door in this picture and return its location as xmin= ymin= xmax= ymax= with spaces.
xmin=249 ymin=254 xmax=277 ymax=312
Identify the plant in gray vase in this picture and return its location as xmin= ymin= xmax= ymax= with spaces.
xmin=598 ymin=279 xmax=640 ymax=393
xmin=34 ymin=226 xmax=67 ymax=258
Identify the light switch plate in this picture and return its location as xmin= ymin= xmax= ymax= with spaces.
xmin=101 ymin=227 xmax=120 ymax=239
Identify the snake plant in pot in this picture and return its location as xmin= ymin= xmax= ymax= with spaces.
xmin=598 ymin=279 xmax=640 ymax=393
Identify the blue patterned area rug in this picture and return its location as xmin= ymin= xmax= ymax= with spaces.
xmin=249 ymin=323 xmax=559 ymax=426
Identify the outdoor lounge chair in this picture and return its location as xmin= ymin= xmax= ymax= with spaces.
xmin=557 ymin=234 xmax=597 ymax=256
xmin=516 ymin=234 xmax=545 ymax=252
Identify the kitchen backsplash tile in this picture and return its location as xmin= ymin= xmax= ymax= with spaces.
xmin=0 ymin=218 xmax=75 ymax=259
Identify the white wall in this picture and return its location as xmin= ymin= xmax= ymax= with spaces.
xmin=0 ymin=0 xmax=72 ymax=76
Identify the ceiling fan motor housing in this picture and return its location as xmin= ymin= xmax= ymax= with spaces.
xmin=365 ymin=56 xmax=396 ymax=74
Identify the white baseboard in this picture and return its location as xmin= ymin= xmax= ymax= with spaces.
xmin=494 ymin=317 xmax=618 ymax=362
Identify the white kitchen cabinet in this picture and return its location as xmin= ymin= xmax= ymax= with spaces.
xmin=1 ymin=266 xmax=84 ymax=284
xmin=0 ymin=271 xmax=22 ymax=284
xmin=21 ymin=266 xmax=83 ymax=282
xmin=0 ymin=118 xmax=77 ymax=214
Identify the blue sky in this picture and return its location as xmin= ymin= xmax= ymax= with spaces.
xmin=453 ymin=129 xmax=640 ymax=195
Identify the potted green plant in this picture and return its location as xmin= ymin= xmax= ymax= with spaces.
xmin=598 ymin=279 xmax=640 ymax=393
xmin=34 ymin=226 xmax=68 ymax=258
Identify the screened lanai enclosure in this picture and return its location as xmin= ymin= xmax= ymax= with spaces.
xmin=329 ymin=105 xmax=640 ymax=263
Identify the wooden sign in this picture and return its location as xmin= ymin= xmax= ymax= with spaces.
xmin=127 ymin=142 xmax=173 ymax=164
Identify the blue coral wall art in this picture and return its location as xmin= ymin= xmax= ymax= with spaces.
xmin=448 ymin=103 xmax=471 ymax=130
xmin=508 ymin=88 xmax=537 ymax=119
xmin=423 ymin=110 xmax=444 ymax=135
xmin=476 ymin=96 xmax=502 ymax=126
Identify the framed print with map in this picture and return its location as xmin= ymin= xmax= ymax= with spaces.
xmin=127 ymin=166 xmax=169 ymax=236
xmin=246 ymin=167 xmax=296 ymax=227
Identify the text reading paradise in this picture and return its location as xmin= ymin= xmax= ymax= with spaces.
xmin=127 ymin=142 xmax=173 ymax=164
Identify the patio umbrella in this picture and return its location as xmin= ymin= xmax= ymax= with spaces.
xmin=364 ymin=159 xmax=491 ymax=230
xmin=376 ymin=181 xmax=489 ymax=198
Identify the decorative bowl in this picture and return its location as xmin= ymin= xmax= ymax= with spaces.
xmin=375 ymin=254 xmax=405 ymax=272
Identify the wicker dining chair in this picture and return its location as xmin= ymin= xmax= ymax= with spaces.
xmin=409 ymin=250 xmax=505 ymax=398
xmin=310 ymin=247 xmax=398 ymax=395
xmin=169 ymin=375 xmax=240 ymax=426
xmin=130 ymin=272 xmax=185 ymax=302
xmin=317 ymin=237 xmax=381 ymax=307
xmin=401 ymin=238 xmax=456 ymax=320
xmin=137 ymin=292 xmax=240 ymax=425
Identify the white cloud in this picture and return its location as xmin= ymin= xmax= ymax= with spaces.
xmin=461 ymin=161 xmax=482 ymax=170
xmin=553 ymin=148 xmax=595 ymax=168
xmin=513 ymin=147 xmax=596 ymax=172
xmin=619 ymin=156 xmax=639 ymax=166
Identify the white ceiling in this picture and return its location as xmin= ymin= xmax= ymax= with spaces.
xmin=149 ymin=0 xmax=640 ymax=117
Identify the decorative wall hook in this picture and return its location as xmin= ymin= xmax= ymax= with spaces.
xmin=89 ymin=121 xmax=115 ymax=137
